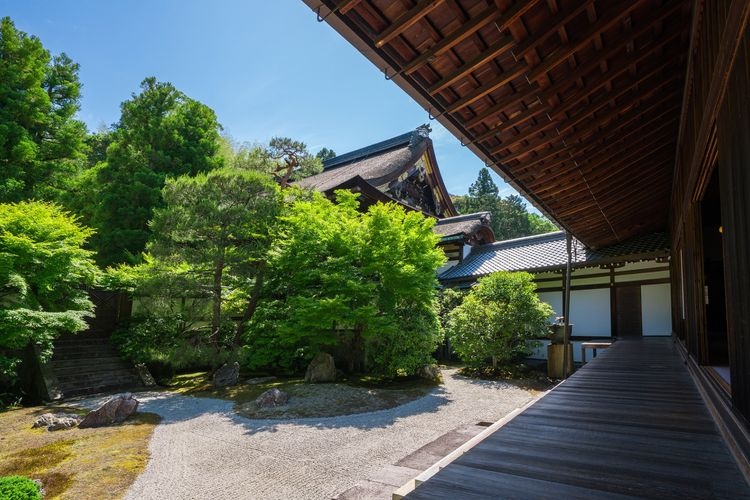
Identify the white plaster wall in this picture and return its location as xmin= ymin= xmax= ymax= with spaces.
xmin=570 ymin=288 xmax=611 ymax=337
xmin=538 ymin=291 xmax=563 ymax=320
xmin=641 ymin=283 xmax=672 ymax=336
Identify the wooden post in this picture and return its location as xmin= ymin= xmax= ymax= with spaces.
xmin=563 ymin=232 xmax=573 ymax=378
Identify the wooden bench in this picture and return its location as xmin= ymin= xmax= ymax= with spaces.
xmin=581 ymin=341 xmax=613 ymax=365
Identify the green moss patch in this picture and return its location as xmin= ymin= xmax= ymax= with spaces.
xmin=0 ymin=406 xmax=159 ymax=499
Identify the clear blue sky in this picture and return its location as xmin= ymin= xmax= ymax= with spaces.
xmin=2 ymin=0 xmax=523 ymax=198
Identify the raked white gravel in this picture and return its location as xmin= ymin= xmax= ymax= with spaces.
xmin=87 ymin=368 xmax=536 ymax=500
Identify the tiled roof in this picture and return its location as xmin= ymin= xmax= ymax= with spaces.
xmin=296 ymin=130 xmax=427 ymax=192
xmin=433 ymin=212 xmax=491 ymax=237
xmin=439 ymin=231 xmax=669 ymax=282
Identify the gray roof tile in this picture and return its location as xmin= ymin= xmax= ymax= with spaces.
xmin=439 ymin=231 xmax=669 ymax=282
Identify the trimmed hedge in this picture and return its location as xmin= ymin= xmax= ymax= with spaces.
xmin=0 ymin=476 xmax=42 ymax=500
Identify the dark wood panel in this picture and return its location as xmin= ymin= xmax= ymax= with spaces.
xmin=718 ymin=23 xmax=750 ymax=419
xmin=614 ymin=285 xmax=642 ymax=337
xmin=406 ymin=339 xmax=750 ymax=500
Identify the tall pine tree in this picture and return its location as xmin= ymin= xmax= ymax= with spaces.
xmin=460 ymin=168 xmax=556 ymax=240
xmin=0 ymin=17 xmax=87 ymax=202
xmin=90 ymin=78 xmax=224 ymax=266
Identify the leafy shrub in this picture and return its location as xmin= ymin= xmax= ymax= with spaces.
xmin=447 ymin=272 xmax=553 ymax=369
xmin=111 ymin=314 xmax=236 ymax=374
xmin=0 ymin=201 xmax=97 ymax=382
xmin=0 ymin=476 xmax=42 ymax=500
xmin=246 ymin=191 xmax=444 ymax=377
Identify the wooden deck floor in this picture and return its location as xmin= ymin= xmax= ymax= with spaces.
xmin=406 ymin=338 xmax=750 ymax=499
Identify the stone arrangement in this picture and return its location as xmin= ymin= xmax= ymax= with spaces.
xmin=304 ymin=352 xmax=336 ymax=383
xmin=78 ymin=393 xmax=139 ymax=428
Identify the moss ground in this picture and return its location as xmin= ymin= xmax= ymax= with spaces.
xmin=0 ymin=405 xmax=159 ymax=499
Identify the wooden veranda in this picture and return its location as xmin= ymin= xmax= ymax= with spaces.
xmin=405 ymin=338 xmax=750 ymax=499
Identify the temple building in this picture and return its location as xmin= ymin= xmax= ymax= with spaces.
xmin=298 ymin=126 xmax=496 ymax=266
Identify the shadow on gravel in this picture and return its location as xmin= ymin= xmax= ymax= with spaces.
xmin=71 ymin=385 xmax=452 ymax=434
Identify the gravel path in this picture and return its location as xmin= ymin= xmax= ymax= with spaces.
xmin=107 ymin=369 xmax=535 ymax=500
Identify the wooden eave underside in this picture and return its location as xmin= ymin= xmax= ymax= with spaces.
xmin=306 ymin=0 xmax=692 ymax=248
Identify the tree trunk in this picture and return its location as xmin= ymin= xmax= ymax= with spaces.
xmin=234 ymin=264 xmax=266 ymax=345
xmin=492 ymin=355 xmax=498 ymax=370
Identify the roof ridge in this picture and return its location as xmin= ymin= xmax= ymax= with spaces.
xmin=322 ymin=129 xmax=422 ymax=171
xmin=435 ymin=211 xmax=490 ymax=224
xmin=478 ymin=231 xmax=565 ymax=250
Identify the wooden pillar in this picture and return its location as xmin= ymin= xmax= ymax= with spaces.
xmin=563 ymin=232 xmax=573 ymax=377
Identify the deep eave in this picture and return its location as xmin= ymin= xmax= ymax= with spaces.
xmin=304 ymin=0 xmax=692 ymax=248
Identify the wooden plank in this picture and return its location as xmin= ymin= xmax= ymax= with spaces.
xmin=374 ymin=0 xmax=444 ymax=48
xmin=405 ymin=339 xmax=750 ymax=500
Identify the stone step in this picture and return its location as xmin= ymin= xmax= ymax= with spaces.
xmin=50 ymin=332 xmax=143 ymax=398
xmin=50 ymin=361 xmax=137 ymax=378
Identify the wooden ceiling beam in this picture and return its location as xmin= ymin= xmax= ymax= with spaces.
xmin=400 ymin=3 xmax=502 ymax=75
xmin=429 ymin=35 xmax=515 ymax=94
xmin=526 ymin=117 xmax=678 ymax=192
xmin=545 ymin=149 xmax=674 ymax=207
xmin=462 ymin=13 xmax=682 ymax=130
xmin=480 ymin=60 xmax=681 ymax=154
xmin=440 ymin=1 xmax=596 ymax=114
xmin=472 ymin=100 xmax=547 ymax=143
xmin=443 ymin=61 xmax=528 ymax=113
xmin=375 ymin=0 xmax=446 ymax=48
xmin=463 ymin=82 xmax=540 ymax=128
xmin=493 ymin=63 xmax=681 ymax=153
xmin=524 ymin=96 xmax=675 ymax=176
xmin=512 ymin=0 xmax=595 ymax=59
xmin=557 ymin=69 xmax=681 ymax=137
xmin=527 ymin=0 xmax=650 ymax=83
xmin=564 ymin=87 xmax=679 ymax=144
xmin=338 ymin=0 xmax=363 ymax=15
xmin=521 ymin=113 xmax=679 ymax=186
xmin=577 ymin=136 xmax=676 ymax=189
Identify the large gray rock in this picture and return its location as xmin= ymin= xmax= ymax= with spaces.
xmin=135 ymin=363 xmax=157 ymax=387
xmin=32 ymin=412 xmax=82 ymax=431
xmin=305 ymin=352 xmax=336 ymax=383
xmin=255 ymin=388 xmax=289 ymax=408
xmin=213 ymin=362 xmax=240 ymax=388
xmin=79 ymin=393 xmax=139 ymax=428
xmin=419 ymin=364 xmax=442 ymax=382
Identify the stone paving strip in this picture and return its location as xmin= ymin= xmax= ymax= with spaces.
xmin=78 ymin=369 xmax=537 ymax=500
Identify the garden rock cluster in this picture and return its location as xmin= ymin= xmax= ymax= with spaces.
xmin=32 ymin=412 xmax=82 ymax=431
xmin=79 ymin=393 xmax=139 ymax=428
xmin=255 ymin=388 xmax=289 ymax=408
xmin=305 ymin=352 xmax=336 ymax=383
xmin=419 ymin=364 xmax=442 ymax=382
xmin=213 ymin=362 xmax=240 ymax=388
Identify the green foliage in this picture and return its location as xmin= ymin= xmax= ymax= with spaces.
xmin=149 ymin=167 xmax=281 ymax=344
xmin=528 ymin=212 xmax=557 ymax=234
xmin=447 ymin=272 xmax=553 ymax=368
xmin=247 ymin=190 xmax=445 ymax=377
xmin=438 ymin=287 xmax=465 ymax=329
xmin=110 ymin=313 xmax=234 ymax=375
xmin=0 ymin=201 xmax=97 ymax=381
xmin=107 ymin=167 xmax=281 ymax=368
xmin=89 ymin=78 xmax=224 ymax=266
xmin=266 ymin=137 xmax=323 ymax=187
xmin=315 ymin=147 xmax=336 ymax=162
xmin=0 ymin=17 xmax=87 ymax=203
xmin=0 ymin=476 xmax=42 ymax=500
xmin=455 ymin=168 xmax=557 ymax=240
